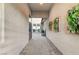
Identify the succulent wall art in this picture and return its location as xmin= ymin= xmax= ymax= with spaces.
xmin=53 ymin=17 xmax=59 ymax=32
xmin=67 ymin=4 xmax=79 ymax=33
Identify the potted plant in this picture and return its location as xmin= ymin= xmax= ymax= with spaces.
xmin=54 ymin=17 xmax=59 ymax=32
xmin=49 ymin=21 xmax=53 ymax=31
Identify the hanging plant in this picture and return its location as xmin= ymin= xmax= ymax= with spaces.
xmin=54 ymin=17 xmax=59 ymax=32
xmin=49 ymin=21 xmax=53 ymax=31
xmin=67 ymin=4 xmax=79 ymax=33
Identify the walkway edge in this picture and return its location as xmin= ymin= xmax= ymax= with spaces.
xmin=46 ymin=36 xmax=63 ymax=55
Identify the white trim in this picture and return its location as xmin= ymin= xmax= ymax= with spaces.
xmin=1 ymin=3 xmax=5 ymax=44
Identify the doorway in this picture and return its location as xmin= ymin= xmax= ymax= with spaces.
xmin=29 ymin=18 xmax=42 ymax=40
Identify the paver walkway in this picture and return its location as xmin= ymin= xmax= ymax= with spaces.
xmin=20 ymin=33 xmax=62 ymax=55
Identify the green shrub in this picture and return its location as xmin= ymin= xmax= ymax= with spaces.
xmin=67 ymin=4 xmax=79 ymax=33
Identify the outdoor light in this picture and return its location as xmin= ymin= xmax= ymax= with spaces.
xmin=40 ymin=3 xmax=44 ymax=5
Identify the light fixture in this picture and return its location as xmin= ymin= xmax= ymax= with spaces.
xmin=40 ymin=3 xmax=44 ymax=5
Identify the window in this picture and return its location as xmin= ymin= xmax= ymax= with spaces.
xmin=37 ymin=24 xmax=40 ymax=26
xmin=33 ymin=24 xmax=36 ymax=26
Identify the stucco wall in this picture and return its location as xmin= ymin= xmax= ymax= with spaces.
xmin=49 ymin=3 xmax=77 ymax=32
xmin=31 ymin=11 xmax=48 ymax=18
xmin=0 ymin=4 xmax=30 ymax=54
xmin=47 ymin=3 xmax=79 ymax=54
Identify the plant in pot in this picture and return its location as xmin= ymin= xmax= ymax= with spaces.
xmin=54 ymin=17 xmax=59 ymax=32
xmin=49 ymin=21 xmax=53 ymax=31
xmin=67 ymin=4 xmax=79 ymax=33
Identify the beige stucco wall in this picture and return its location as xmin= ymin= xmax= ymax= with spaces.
xmin=31 ymin=11 xmax=48 ymax=18
xmin=0 ymin=4 xmax=30 ymax=54
xmin=49 ymin=3 xmax=78 ymax=32
xmin=47 ymin=3 xmax=79 ymax=54
xmin=13 ymin=3 xmax=31 ymax=16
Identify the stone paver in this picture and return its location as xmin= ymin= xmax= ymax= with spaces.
xmin=20 ymin=33 xmax=62 ymax=55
